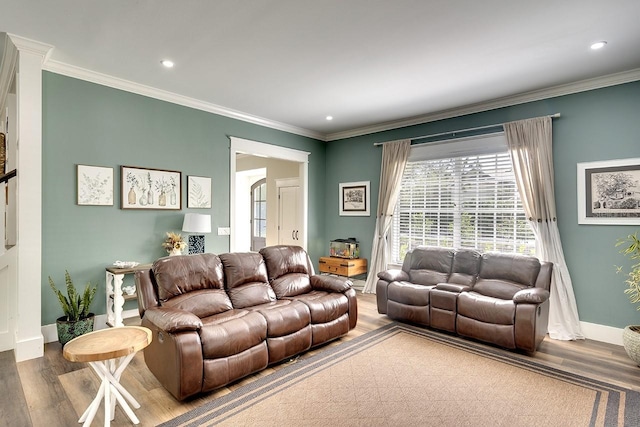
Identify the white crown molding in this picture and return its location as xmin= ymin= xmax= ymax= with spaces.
xmin=7 ymin=33 xmax=54 ymax=62
xmin=42 ymin=59 xmax=326 ymax=141
xmin=326 ymin=68 xmax=640 ymax=141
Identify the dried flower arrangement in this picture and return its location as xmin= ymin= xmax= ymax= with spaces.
xmin=162 ymin=232 xmax=187 ymax=254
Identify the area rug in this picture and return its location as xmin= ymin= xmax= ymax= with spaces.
xmin=160 ymin=323 xmax=640 ymax=426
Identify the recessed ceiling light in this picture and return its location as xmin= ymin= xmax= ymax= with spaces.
xmin=590 ymin=41 xmax=607 ymax=50
xmin=326 ymin=116 xmax=333 ymax=121
xmin=161 ymin=59 xmax=175 ymax=68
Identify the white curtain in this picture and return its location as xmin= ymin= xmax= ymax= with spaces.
xmin=504 ymin=117 xmax=584 ymax=340
xmin=363 ymin=139 xmax=411 ymax=294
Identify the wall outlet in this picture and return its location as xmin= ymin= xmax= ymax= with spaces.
xmin=218 ymin=227 xmax=231 ymax=236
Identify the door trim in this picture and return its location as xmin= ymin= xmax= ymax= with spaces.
xmin=229 ymin=136 xmax=309 ymax=252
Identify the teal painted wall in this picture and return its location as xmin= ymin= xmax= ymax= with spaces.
xmin=41 ymin=72 xmax=326 ymax=325
xmin=326 ymin=81 xmax=640 ymax=329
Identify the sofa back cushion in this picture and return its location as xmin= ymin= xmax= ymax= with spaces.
xmin=474 ymin=253 xmax=542 ymax=299
xmin=260 ymin=246 xmax=313 ymax=297
xmin=407 ymin=246 xmax=454 ymax=286
xmin=449 ymin=249 xmax=481 ymax=287
xmin=219 ymin=252 xmax=276 ymax=308
xmin=153 ymin=253 xmax=225 ymax=300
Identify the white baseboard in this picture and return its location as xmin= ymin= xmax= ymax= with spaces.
xmin=15 ymin=334 xmax=44 ymax=362
xmin=41 ymin=309 xmax=140 ymax=344
xmin=579 ymin=321 xmax=623 ymax=346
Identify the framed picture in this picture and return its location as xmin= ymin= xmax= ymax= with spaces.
xmin=121 ymin=166 xmax=182 ymax=210
xmin=187 ymin=176 xmax=212 ymax=208
xmin=77 ymin=165 xmax=114 ymax=206
xmin=339 ymin=181 xmax=370 ymax=216
xmin=577 ymin=157 xmax=640 ymax=225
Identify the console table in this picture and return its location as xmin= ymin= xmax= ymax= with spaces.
xmin=63 ymin=326 xmax=152 ymax=426
xmin=105 ymin=264 xmax=151 ymax=327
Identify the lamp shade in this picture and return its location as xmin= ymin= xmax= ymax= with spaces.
xmin=182 ymin=213 xmax=212 ymax=233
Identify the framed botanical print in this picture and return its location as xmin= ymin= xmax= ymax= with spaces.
xmin=121 ymin=166 xmax=182 ymax=210
xmin=77 ymin=165 xmax=114 ymax=206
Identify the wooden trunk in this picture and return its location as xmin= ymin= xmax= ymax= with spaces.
xmin=318 ymin=256 xmax=367 ymax=277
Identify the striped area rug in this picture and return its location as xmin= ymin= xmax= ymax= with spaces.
xmin=160 ymin=323 xmax=640 ymax=426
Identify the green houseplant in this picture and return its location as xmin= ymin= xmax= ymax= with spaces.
xmin=616 ymin=232 xmax=640 ymax=365
xmin=49 ymin=270 xmax=97 ymax=346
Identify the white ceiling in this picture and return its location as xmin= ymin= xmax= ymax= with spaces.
xmin=2 ymin=0 xmax=640 ymax=140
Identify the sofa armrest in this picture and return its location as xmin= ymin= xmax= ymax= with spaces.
xmin=377 ymin=269 xmax=410 ymax=283
xmin=513 ymin=288 xmax=550 ymax=304
xmin=435 ymin=283 xmax=472 ymax=293
xmin=311 ymin=275 xmax=353 ymax=293
xmin=143 ymin=307 xmax=203 ymax=333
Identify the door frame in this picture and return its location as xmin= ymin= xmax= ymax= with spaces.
xmin=229 ymin=136 xmax=309 ymax=252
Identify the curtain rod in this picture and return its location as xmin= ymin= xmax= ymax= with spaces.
xmin=374 ymin=113 xmax=561 ymax=146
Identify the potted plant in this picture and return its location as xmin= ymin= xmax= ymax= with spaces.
xmin=49 ymin=270 xmax=97 ymax=346
xmin=163 ymin=231 xmax=187 ymax=256
xmin=616 ymin=232 xmax=640 ymax=365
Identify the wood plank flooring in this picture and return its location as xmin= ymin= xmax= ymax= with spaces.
xmin=3 ymin=292 xmax=640 ymax=426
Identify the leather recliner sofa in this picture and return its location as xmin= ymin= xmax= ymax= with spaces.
xmin=376 ymin=246 xmax=552 ymax=352
xmin=135 ymin=245 xmax=357 ymax=400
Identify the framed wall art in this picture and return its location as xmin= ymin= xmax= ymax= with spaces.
xmin=77 ymin=164 xmax=114 ymax=206
xmin=121 ymin=166 xmax=182 ymax=210
xmin=577 ymin=157 xmax=640 ymax=225
xmin=187 ymin=175 xmax=212 ymax=208
xmin=339 ymin=181 xmax=370 ymax=216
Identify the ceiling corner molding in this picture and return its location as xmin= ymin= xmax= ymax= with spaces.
xmin=326 ymin=68 xmax=640 ymax=141
xmin=42 ymin=59 xmax=326 ymax=141
xmin=7 ymin=33 xmax=54 ymax=62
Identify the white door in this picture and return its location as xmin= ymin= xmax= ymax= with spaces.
xmin=278 ymin=185 xmax=301 ymax=246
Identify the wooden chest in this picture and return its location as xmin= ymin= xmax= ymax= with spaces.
xmin=318 ymin=256 xmax=367 ymax=277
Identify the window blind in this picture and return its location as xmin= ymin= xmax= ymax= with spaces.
xmin=391 ymin=149 xmax=535 ymax=263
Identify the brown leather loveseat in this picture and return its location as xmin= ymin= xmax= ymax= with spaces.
xmin=135 ymin=245 xmax=357 ymax=400
xmin=376 ymin=246 xmax=552 ymax=352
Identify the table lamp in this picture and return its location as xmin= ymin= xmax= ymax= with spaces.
xmin=182 ymin=213 xmax=211 ymax=254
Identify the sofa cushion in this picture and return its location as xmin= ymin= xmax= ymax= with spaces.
xmin=270 ymin=273 xmax=312 ymax=298
xmin=449 ymin=249 xmax=481 ymax=286
xmin=478 ymin=253 xmax=541 ymax=287
xmin=408 ymin=246 xmax=454 ymax=286
xmin=200 ymin=309 xmax=267 ymax=359
xmin=152 ymin=253 xmax=225 ymax=302
xmin=248 ymin=300 xmax=311 ymax=337
xmin=457 ymin=291 xmax=515 ymax=325
xmin=162 ymin=289 xmax=233 ymax=318
xmin=260 ymin=245 xmax=312 ymax=281
xmin=288 ymin=290 xmax=349 ymax=324
xmin=388 ymin=281 xmax=432 ymax=306
xmin=219 ymin=252 xmax=276 ymax=308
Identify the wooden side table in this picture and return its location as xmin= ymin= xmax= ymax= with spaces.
xmin=63 ymin=326 xmax=152 ymax=426
xmin=105 ymin=264 xmax=151 ymax=327
xmin=318 ymin=256 xmax=367 ymax=277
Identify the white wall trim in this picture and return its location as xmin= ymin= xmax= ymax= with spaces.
xmin=327 ymin=68 xmax=640 ymax=141
xmin=579 ymin=321 xmax=623 ymax=346
xmin=42 ymin=59 xmax=325 ymax=141
xmin=37 ymin=51 xmax=640 ymax=144
xmin=41 ymin=309 xmax=140 ymax=343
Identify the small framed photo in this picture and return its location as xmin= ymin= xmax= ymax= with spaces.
xmin=577 ymin=157 xmax=640 ymax=225
xmin=339 ymin=181 xmax=370 ymax=216
xmin=188 ymin=176 xmax=212 ymax=208
xmin=121 ymin=166 xmax=182 ymax=210
xmin=77 ymin=165 xmax=114 ymax=206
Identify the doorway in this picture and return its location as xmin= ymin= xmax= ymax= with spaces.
xmin=230 ymin=137 xmax=309 ymax=252
xmin=251 ymin=178 xmax=267 ymax=251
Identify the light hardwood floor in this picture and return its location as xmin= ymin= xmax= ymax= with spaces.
xmin=3 ymin=292 xmax=640 ymax=427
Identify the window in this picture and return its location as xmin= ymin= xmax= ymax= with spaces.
xmin=391 ymin=133 xmax=535 ymax=264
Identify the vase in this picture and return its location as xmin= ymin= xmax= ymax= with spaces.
xmin=159 ymin=191 xmax=167 ymax=206
xmin=170 ymin=187 xmax=177 ymax=205
xmin=128 ymin=188 xmax=136 ymax=205
xmin=147 ymin=189 xmax=154 ymax=205
xmin=623 ymin=325 xmax=640 ymax=366
xmin=169 ymin=248 xmax=182 ymax=256
xmin=139 ymin=192 xmax=147 ymax=206
xmin=56 ymin=314 xmax=95 ymax=347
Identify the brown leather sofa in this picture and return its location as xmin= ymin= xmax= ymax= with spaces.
xmin=135 ymin=245 xmax=357 ymax=400
xmin=376 ymin=246 xmax=552 ymax=352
